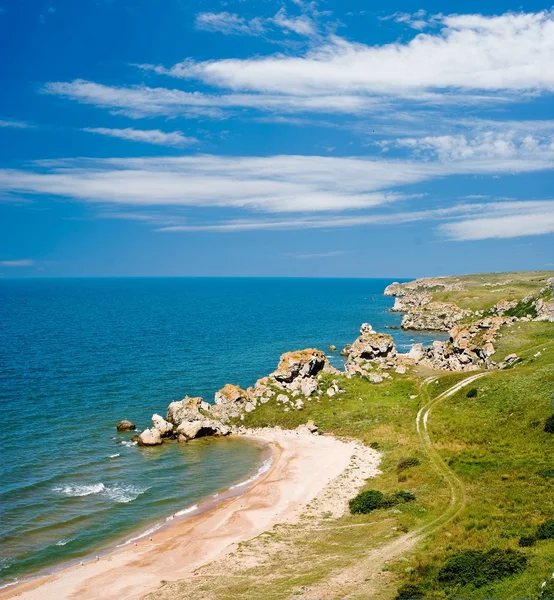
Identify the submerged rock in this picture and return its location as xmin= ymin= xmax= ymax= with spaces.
xmin=116 ymin=420 xmax=136 ymax=432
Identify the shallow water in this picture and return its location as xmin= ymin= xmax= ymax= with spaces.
xmin=0 ymin=277 xmax=443 ymax=584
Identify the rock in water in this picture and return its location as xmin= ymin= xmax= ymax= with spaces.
xmin=152 ymin=414 xmax=173 ymax=437
xmin=116 ymin=420 xmax=136 ymax=432
xmin=137 ymin=428 xmax=163 ymax=446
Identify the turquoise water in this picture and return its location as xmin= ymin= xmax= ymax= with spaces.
xmin=0 ymin=278 xmax=442 ymax=585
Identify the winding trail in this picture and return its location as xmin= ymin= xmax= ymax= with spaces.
xmin=415 ymin=372 xmax=488 ymax=535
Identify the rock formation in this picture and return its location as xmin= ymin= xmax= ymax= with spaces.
xmin=344 ymin=323 xmax=397 ymax=379
xmin=116 ymin=420 xmax=136 ymax=432
xmin=152 ymin=414 xmax=173 ymax=437
xmin=136 ymin=428 xmax=163 ymax=446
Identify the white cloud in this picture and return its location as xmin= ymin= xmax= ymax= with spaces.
xmin=380 ymin=131 xmax=554 ymax=161
xmin=439 ymin=201 xmax=554 ymax=240
xmin=43 ymin=79 xmax=383 ymax=117
xmin=161 ymin=10 xmax=554 ymax=95
xmin=0 ymin=119 xmax=33 ymax=129
xmin=82 ymin=127 xmax=197 ymax=147
xmin=1 ymin=153 xmax=554 ymax=216
xmin=155 ymin=200 xmax=554 ymax=235
xmin=272 ymin=8 xmax=316 ymax=36
xmin=379 ymin=9 xmax=436 ymax=31
xmin=0 ymin=259 xmax=35 ymax=267
xmin=195 ymin=12 xmax=266 ymax=36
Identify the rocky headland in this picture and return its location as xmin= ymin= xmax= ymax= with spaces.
xmin=122 ymin=274 xmax=553 ymax=445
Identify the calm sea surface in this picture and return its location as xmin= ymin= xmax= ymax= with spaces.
xmin=0 ymin=277 xmax=443 ymax=585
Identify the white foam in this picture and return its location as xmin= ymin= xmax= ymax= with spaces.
xmin=120 ymin=441 xmax=137 ymax=447
xmin=103 ymin=484 xmax=148 ymax=504
xmin=53 ymin=483 xmax=105 ymax=497
xmin=121 ymin=522 xmax=163 ymax=546
xmin=109 ymin=453 xmax=120 ymax=459
xmin=229 ymin=457 xmax=273 ymax=490
xmin=56 ymin=538 xmax=73 ymax=546
xmin=174 ymin=504 xmax=198 ymax=517
xmin=52 ymin=483 xmax=148 ymax=503
xmin=0 ymin=580 xmax=19 ymax=590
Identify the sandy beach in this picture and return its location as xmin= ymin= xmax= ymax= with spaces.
xmin=1 ymin=429 xmax=380 ymax=600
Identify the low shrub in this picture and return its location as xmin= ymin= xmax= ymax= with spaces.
xmin=518 ymin=535 xmax=536 ymax=547
xmin=393 ymin=490 xmax=417 ymax=503
xmin=505 ymin=298 xmax=538 ymax=319
xmin=438 ymin=548 xmax=527 ymax=588
xmin=395 ymin=583 xmax=425 ymax=599
xmin=349 ymin=489 xmax=416 ymax=514
xmin=544 ymin=415 xmax=554 ymax=434
xmin=466 ymin=388 xmax=478 ymax=398
xmin=536 ymin=519 xmax=554 ymax=540
xmin=397 ymin=457 xmax=421 ymax=470
xmin=349 ymin=490 xmax=384 ymax=514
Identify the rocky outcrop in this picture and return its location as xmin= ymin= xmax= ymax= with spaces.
xmin=535 ymin=298 xmax=554 ymax=322
xmin=116 ymin=420 xmax=136 ymax=432
xmin=137 ymin=428 xmax=162 ymax=446
xmin=211 ymin=384 xmax=250 ymax=421
xmin=400 ymin=301 xmax=471 ymax=331
xmin=391 ymin=293 xmax=431 ymax=312
xmin=166 ymin=396 xmax=211 ymax=426
xmin=408 ymin=315 xmax=516 ymax=371
xmin=384 ymin=277 xmax=465 ymax=296
xmin=344 ymin=323 xmax=397 ymax=379
xmin=176 ymin=419 xmax=231 ymax=442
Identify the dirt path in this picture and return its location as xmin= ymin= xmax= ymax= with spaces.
xmin=303 ymin=372 xmax=491 ymax=600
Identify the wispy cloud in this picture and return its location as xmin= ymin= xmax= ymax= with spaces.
xmin=379 ymin=131 xmax=554 ymax=161
xmin=43 ymin=79 xmax=380 ymax=117
xmin=82 ymin=127 xmax=197 ymax=147
xmin=439 ymin=202 xmax=554 ymax=240
xmin=0 ymin=259 xmax=35 ymax=267
xmin=1 ymin=154 xmax=554 ymax=214
xmin=272 ymin=8 xmax=316 ymax=36
xmin=195 ymin=12 xmax=266 ymax=36
xmin=0 ymin=119 xmax=33 ymax=129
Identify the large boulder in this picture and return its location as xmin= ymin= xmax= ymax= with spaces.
xmin=272 ymin=348 xmax=328 ymax=384
xmin=137 ymin=428 xmax=163 ymax=446
xmin=535 ymin=298 xmax=554 ymax=322
xmin=210 ymin=384 xmax=249 ymax=421
xmin=152 ymin=413 xmax=173 ymax=437
xmin=116 ymin=420 xmax=136 ymax=432
xmin=347 ymin=324 xmax=396 ymax=362
xmin=166 ymin=396 xmax=209 ymax=425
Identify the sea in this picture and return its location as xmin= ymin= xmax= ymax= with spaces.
xmin=0 ymin=277 xmax=444 ymax=586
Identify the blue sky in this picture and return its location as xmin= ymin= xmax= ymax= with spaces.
xmin=1 ymin=0 xmax=553 ymax=277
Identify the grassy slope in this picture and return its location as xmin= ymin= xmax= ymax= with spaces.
xmin=149 ymin=273 xmax=553 ymax=600
xmin=425 ymin=270 xmax=554 ymax=311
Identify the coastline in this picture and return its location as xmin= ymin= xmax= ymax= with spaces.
xmin=0 ymin=428 xmax=380 ymax=600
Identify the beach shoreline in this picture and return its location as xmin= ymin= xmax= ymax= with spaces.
xmin=0 ymin=428 xmax=380 ymax=600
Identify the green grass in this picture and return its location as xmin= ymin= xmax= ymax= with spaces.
xmin=422 ymin=270 xmax=554 ymax=311
xmin=394 ymin=331 xmax=554 ymax=599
